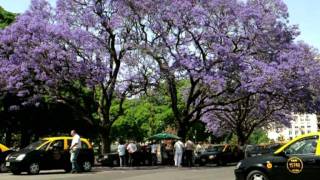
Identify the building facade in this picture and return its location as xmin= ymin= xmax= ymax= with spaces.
xmin=268 ymin=114 xmax=318 ymax=141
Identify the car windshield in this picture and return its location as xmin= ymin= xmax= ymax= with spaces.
xmin=207 ymin=145 xmax=225 ymax=152
xmin=23 ymin=140 xmax=47 ymax=150
xmin=284 ymin=137 xmax=318 ymax=155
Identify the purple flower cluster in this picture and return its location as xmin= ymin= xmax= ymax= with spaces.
xmin=0 ymin=0 xmax=319 ymax=140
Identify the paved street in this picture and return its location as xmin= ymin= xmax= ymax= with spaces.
xmin=0 ymin=166 xmax=235 ymax=180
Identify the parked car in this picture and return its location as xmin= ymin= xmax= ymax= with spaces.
xmin=195 ymin=144 xmax=244 ymax=166
xmin=0 ymin=144 xmax=12 ymax=172
xmin=235 ymin=132 xmax=319 ymax=180
xmin=5 ymin=137 xmax=94 ymax=175
xmin=97 ymin=152 xmax=121 ymax=167
xmin=98 ymin=145 xmax=152 ymax=167
xmin=245 ymin=143 xmax=283 ymax=158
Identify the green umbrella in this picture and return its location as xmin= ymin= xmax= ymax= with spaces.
xmin=148 ymin=133 xmax=181 ymax=140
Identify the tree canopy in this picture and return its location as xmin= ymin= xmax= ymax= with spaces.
xmin=0 ymin=0 xmax=319 ymax=149
xmin=0 ymin=6 xmax=15 ymax=29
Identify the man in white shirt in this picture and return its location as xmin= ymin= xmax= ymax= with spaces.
xmin=174 ymin=140 xmax=184 ymax=167
xmin=70 ymin=130 xmax=81 ymax=173
xmin=151 ymin=141 xmax=158 ymax=166
xmin=185 ymin=140 xmax=195 ymax=167
xmin=118 ymin=140 xmax=126 ymax=167
xmin=195 ymin=142 xmax=205 ymax=155
xmin=127 ymin=141 xmax=137 ymax=167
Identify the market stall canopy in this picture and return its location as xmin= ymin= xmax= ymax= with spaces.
xmin=148 ymin=133 xmax=181 ymax=140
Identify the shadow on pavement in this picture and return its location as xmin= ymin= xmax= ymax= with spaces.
xmin=11 ymin=170 xmax=98 ymax=176
xmin=95 ymin=164 xmax=236 ymax=171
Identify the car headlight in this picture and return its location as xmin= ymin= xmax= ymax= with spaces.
xmin=5 ymin=155 xmax=10 ymax=161
xmin=209 ymin=155 xmax=216 ymax=160
xmin=236 ymin=161 xmax=242 ymax=169
xmin=16 ymin=154 xmax=26 ymax=161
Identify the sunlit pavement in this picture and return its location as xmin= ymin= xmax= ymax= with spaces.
xmin=0 ymin=166 xmax=235 ymax=180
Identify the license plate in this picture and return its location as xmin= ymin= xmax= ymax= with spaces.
xmin=5 ymin=162 xmax=10 ymax=167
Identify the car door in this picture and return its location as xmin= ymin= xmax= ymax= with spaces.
xmin=37 ymin=142 xmax=51 ymax=170
xmin=231 ymin=145 xmax=242 ymax=162
xmin=67 ymin=139 xmax=93 ymax=168
xmin=45 ymin=140 xmax=65 ymax=169
xmin=272 ymin=135 xmax=319 ymax=180
xmin=78 ymin=140 xmax=94 ymax=165
xmin=223 ymin=145 xmax=233 ymax=163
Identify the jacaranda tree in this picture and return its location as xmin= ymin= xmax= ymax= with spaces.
xmin=0 ymin=6 xmax=15 ymax=145
xmin=0 ymin=0 xmax=319 ymax=148
xmin=0 ymin=0 xmax=147 ymax=153
xmin=126 ymin=0 xmax=320 ymax=143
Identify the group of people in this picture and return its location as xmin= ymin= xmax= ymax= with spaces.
xmin=117 ymin=139 xmax=206 ymax=168
xmin=117 ymin=140 xmax=139 ymax=167
xmin=71 ymin=130 xmax=208 ymax=171
xmin=173 ymin=139 xmax=197 ymax=167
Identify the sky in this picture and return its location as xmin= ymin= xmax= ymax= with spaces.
xmin=0 ymin=0 xmax=319 ymax=50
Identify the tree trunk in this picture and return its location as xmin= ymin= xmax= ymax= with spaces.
xmin=236 ymin=131 xmax=247 ymax=146
xmin=177 ymin=122 xmax=188 ymax=141
xmin=99 ymin=126 xmax=112 ymax=154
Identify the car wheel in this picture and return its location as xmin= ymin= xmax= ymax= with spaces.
xmin=246 ymin=170 xmax=269 ymax=180
xmin=0 ymin=162 xmax=8 ymax=172
xmin=28 ymin=162 xmax=40 ymax=175
xmin=199 ymin=158 xmax=206 ymax=166
xmin=113 ymin=160 xmax=118 ymax=167
xmin=82 ymin=161 xmax=92 ymax=172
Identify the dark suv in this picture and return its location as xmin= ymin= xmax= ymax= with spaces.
xmin=196 ymin=144 xmax=244 ymax=166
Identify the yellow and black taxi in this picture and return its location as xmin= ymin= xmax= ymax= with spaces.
xmin=5 ymin=137 xmax=94 ymax=175
xmin=0 ymin=143 xmax=12 ymax=172
xmin=196 ymin=144 xmax=244 ymax=166
xmin=235 ymin=132 xmax=320 ymax=180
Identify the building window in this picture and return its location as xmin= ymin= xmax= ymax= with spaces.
xmin=306 ymin=115 xmax=310 ymax=121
